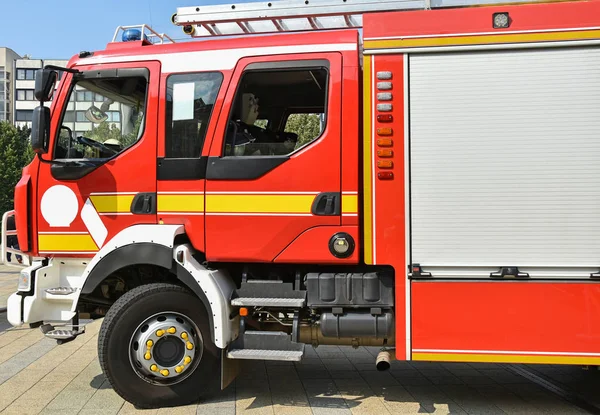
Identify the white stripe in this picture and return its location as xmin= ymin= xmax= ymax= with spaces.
xmin=364 ymin=26 xmax=600 ymax=41
xmin=98 ymin=212 xmax=134 ymax=216
xmin=342 ymin=191 xmax=358 ymax=195
xmin=404 ymin=53 xmax=411 ymax=361
xmin=79 ymin=43 xmax=357 ymax=72
xmin=81 ymin=198 xmax=108 ymax=248
xmin=371 ymin=56 xmax=377 ymax=265
xmin=38 ymin=231 xmax=89 ymax=235
xmin=342 ymin=213 xmax=358 ymax=217
xmin=157 ymin=191 xmax=204 ymax=195
xmin=205 ymin=213 xmax=313 ymax=217
xmin=159 ymin=212 xmax=205 ymax=215
xmin=413 ymin=348 xmax=600 ymax=357
xmin=89 ymin=193 xmax=137 ymax=196
xmin=205 ymin=191 xmax=320 ymax=195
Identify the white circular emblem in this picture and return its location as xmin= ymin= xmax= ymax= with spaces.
xmin=40 ymin=185 xmax=79 ymax=227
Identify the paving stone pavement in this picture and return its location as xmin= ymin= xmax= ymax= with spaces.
xmin=0 ymin=316 xmax=597 ymax=415
xmin=0 ymin=263 xmax=20 ymax=309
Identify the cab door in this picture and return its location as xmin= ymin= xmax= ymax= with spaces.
xmin=204 ymin=53 xmax=343 ymax=262
xmin=35 ymin=61 xmax=160 ymax=256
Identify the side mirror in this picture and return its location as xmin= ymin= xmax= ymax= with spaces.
xmin=31 ymin=106 xmax=50 ymax=154
xmin=34 ymin=69 xmax=58 ymax=102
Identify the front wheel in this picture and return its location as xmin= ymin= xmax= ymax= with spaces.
xmin=98 ymin=283 xmax=220 ymax=408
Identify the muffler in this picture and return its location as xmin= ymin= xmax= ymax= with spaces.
xmin=376 ymin=349 xmax=395 ymax=371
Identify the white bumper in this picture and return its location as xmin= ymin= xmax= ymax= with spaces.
xmin=7 ymin=293 xmax=23 ymax=326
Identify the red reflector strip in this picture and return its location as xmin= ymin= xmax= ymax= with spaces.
xmin=377 ymin=114 xmax=393 ymax=122
xmin=378 ymin=172 xmax=394 ymax=180
xmin=377 ymin=128 xmax=393 ymax=136
xmin=377 ymin=149 xmax=393 ymax=157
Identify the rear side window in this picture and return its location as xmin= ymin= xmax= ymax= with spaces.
xmin=165 ymin=72 xmax=223 ymax=158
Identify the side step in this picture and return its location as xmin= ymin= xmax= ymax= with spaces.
xmin=227 ymin=331 xmax=304 ymax=361
xmin=231 ymin=280 xmax=306 ymax=308
xmin=40 ymin=323 xmax=85 ymax=345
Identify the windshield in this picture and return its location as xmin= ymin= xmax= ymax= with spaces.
xmin=54 ymin=74 xmax=147 ymax=160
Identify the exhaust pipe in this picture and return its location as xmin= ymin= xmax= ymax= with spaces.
xmin=376 ymin=349 xmax=394 ymax=371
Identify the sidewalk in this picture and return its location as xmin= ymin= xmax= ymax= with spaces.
xmin=0 ymin=263 xmax=19 ymax=309
xmin=0 ymin=315 xmax=593 ymax=415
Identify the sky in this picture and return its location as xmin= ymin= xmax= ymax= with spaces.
xmin=0 ymin=0 xmax=248 ymax=60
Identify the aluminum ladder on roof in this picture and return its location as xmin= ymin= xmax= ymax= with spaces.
xmin=172 ymin=0 xmax=550 ymax=37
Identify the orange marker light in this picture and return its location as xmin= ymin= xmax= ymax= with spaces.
xmin=240 ymin=307 xmax=248 ymax=317
xmin=378 ymin=171 xmax=394 ymax=180
xmin=378 ymin=149 xmax=393 ymax=158
xmin=377 ymin=128 xmax=393 ymax=136
xmin=377 ymin=160 xmax=394 ymax=168
xmin=377 ymin=138 xmax=393 ymax=147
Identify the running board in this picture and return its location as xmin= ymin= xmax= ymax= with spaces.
xmin=227 ymin=331 xmax=305 ymax=361
xmin=231 ymin=280 xmax=306 ymax=308
xmin=40 ymin=323 xmax=85 ymax=345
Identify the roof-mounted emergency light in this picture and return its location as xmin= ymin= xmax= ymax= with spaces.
xmin=122 ymin=28 xmax=145 ymax=42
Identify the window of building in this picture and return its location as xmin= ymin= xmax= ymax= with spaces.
xmin=165 ymin=72 xmax=223 ymax=158
xmin=76 ymin=90 xmax=94 ymax=102
xmin=16 ymin=110 xmax=33 ymax=122
xmin=224 ymin=65 xmax=328 ymax=157
xmin=17 ymin=90 xmax=35 ymax=101
xmin=55 ymin=73 xmax=148 ymax=160
xmin=17 ymin=69 xmax=36 ymax=80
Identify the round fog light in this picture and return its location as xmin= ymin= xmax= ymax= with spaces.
xmin=329 ymin=233 xmax=355 ymax=259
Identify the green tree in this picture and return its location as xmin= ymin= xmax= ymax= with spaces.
xmin=284 ymin=113 xmax=322 ymax=148
xmin=0 ymin=122 xmax=34 ymax=214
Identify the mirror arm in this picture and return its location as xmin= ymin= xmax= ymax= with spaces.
xmin=43 ymin=64 xmax=80 ymax=74
xmin=36 ymin=153 xmax=75 ymax=167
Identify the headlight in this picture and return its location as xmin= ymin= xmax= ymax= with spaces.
xmin=18 ymin=269 xmax=31 ymax=291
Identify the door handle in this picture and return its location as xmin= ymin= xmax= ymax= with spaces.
xmin=311 ymin=192 xmax=341 ymax=216
xmin=130 ymin=193 xmax=157 ymax=215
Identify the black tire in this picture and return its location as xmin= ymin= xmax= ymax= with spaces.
xmin=98 ymin=282 xmax=220 ymax=408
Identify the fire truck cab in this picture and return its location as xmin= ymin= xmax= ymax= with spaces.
xmin=2 ymin=0 xmax=600 ymax=408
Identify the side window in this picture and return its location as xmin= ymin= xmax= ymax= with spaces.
xmin=165 ymin=72 xmax=223 ymax=158
xmin=55 ymin=75 xmax=147 ymax=160
xmin=284 ymin=112 xmax=325 ymax=149
xmin=224 ymin=65 xmax=328 ymax=157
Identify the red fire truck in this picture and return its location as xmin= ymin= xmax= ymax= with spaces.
xmin=2 ymin=0 xmax=600 ymax=408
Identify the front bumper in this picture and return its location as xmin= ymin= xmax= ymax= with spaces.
xmin=6 ymin=260 xmax=79 ymax=328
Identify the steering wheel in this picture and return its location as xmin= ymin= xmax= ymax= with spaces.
xmin=77 ymin=135 xmax=119 ymax=155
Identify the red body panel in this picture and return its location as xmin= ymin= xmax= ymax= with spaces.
xmin=14 ymin=172 xmax=31 ymax=252
xmin=363 ymin=0 xmax=600 ymax=39
xmin=274 ymin=225 xmax=360 ymax=263
xmin=412 ymin=281 xmax=600 ymax=363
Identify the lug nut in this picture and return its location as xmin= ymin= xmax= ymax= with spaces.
xmin=167 ymin=326 xmax=176 ymax=334
xmin=150 ymin=364 xmax=158 ymax=372
xmin=144 ymin=352 xmax=152 ymax=360
xmin=146 ymin=340 xmax=153 ymax=348
xmin=181 ymin=332 xmax=188 ymax=340
xmin=175 ymin=365 xmax=184 ymax=373
xmin=160 ymin=369 xmax=169 ymax=377
xmin=156 ymin=329 xmax=165 ymax=337
xmin=184 ymin=356 xmax=192 ymax=365
xmin=186 ymin=341 xmax=194 ymax=350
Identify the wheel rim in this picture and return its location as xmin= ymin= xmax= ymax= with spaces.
xmin=128 ymin=311 xmax=203 ymax=386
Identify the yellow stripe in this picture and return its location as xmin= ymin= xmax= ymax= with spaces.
xmin=363 ymin=55 xmax=373 ymax=265
xmin=90 ymin=195 xmax=135 ymax=213
xmin=158 ymin=195 xmax=204 ymax=212
xmin=413 ymin=352 xmax=600 ymax=365
xmin=206 ymin=195 xmax=315 ymax=214
xmin=342 ymin=194 xmax=358 ymax=214
xmin=38 ymin=234 xmax=97 ymax=252
xmin=364 ymin=29 xmax=600 ymax=50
